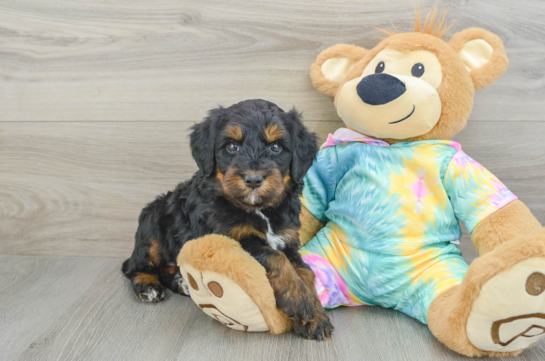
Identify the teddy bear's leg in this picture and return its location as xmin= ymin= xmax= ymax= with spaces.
xmin=300 ymin=251 xmax=366 ymax=308
xmin=299 ymin=232 xmax=367 ymax=309
xmin=177 ymin=234 xmax=291 ymax=334
xmin=428 ymin=230 xmax=545 ymax=357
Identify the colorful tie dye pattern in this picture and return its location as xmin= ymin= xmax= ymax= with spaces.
xmin=299 ymin=128 xmax=517 ymax=324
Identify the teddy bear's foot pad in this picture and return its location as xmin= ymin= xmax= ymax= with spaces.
xmin=467 ymin=257 xmax=545 ymax=352
xmin=182 ymin=263 xmax=269 ymax=332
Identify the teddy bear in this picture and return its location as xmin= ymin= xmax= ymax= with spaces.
xmin=177 ymin=8 xmax=545 ymax=357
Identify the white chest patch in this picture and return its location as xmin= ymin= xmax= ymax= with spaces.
xmin=254 ymin=211 xmax=285 ymax=250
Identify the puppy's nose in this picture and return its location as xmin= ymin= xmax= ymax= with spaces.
xmin=356 ymin=73 xmax=406 ymax=105
xmin=244 ymin=174 xmax=264 ymax=189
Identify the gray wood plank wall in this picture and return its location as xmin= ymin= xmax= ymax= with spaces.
xmin=1 ymin=0 xmax=544 ymax=265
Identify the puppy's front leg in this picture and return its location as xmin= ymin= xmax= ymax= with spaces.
xmin=238 ymin=236 xmax=333 ymax=340
xmin=283 ymin=245 xmax=334 ymax=340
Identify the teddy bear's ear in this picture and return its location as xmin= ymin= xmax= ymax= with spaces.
xmin=449 ymin=28 xmax=509 ymax=91
xmin=310 ymin=44 xmax=368 ymax=97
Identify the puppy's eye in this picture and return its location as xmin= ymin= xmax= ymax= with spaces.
xmin=411 ymin=63 xmax=425 ymax=77
xmin=375 ymin=61 xmax=385 ymax=74
xmin=226 ymin=142 xmax=240 ymax=153
xmin=270 ymin=143 xmax=282 ymax=154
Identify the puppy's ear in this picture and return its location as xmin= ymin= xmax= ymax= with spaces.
xmin=286 ymin=109 xmax=319 ymax=183
xmin=190 ymin=107 xmax=226 ymax=177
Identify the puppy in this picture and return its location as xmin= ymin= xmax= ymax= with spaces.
xmin=122 ymin=99 xmax=333 ymax=340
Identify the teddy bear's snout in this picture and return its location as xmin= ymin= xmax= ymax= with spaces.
xmin=356 ymin=73 xmax=406 ymax=106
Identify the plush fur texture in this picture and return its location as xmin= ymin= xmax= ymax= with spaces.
xmin=298 ymin=206 xmax=324 ymax=247
xmin=428 ymin=286 xmax=522 ymax=358
xmin=449 ymin=28 xmax=509 ymax=91
xmin=471 ymin=200 xmax=543 ymax=255
xmin=428 ymin=230 xmax=545 ymax=357
xmin=376 ymin=5 xmax=453 ymax=39
xmin=178 ymin=234 xmax=292 ymax=334
xmin=310 ymin=44 xmax=368 ymax=97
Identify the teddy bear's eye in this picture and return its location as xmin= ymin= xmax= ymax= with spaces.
xmin=411 ymin=63 xmax=425 ymax=77
xmin=375 ymin=61 xmax=385 ymax=74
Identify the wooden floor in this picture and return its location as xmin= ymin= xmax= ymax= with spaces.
xmin=2 ymin=255 xmax=545 ymax=361
xmin=1 ymin=0 xmax=545 ymax=359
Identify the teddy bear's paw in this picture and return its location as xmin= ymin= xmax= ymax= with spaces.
xmin=467 ymin=257 xmax=545 ymax=352
xmin=181 ymin=263 xmax=270 ymax=332
xmin=292 ymin=308 xmax=334 ymax=341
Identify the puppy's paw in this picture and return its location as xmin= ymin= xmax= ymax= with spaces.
xmin=133 ymin=278 xmax=166 ymax=303
xmin=275 ymin=280 xmax=318 ymax=323
xmin=171 ymin=273 xmax=190 ymax=296
xmin=293 ymin=309 xmax=334 ymax=341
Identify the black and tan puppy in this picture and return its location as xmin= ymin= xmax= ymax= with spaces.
xmin=122 ymin=99 xmax=333 ymax=340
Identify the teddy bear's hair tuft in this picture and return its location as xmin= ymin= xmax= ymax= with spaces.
xmin=374 ymin=4 xmax=454 ymax=39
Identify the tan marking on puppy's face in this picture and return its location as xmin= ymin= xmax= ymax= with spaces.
xmin=220 ymin=167 xmax=248 ymax=204
xmin=216 ymin=168 xmax=224 ymax=183
xmin=226 ymin=125 xmax=243 ymax=141
xmin=218 ymin=167 xmax=287 ymax=211
xmin=214 ymin=116 xmax=294 ymax=211
xmin=283 ymin=173 xmax=291 ymax=188
xmin=258 ymin=169 xmax=286 ymax=206
xmin=264 ymin=124 xmax=283 ymax=143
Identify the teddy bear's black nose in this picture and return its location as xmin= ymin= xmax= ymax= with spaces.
xmin=357 ymin=73 xmax=406 ymax=105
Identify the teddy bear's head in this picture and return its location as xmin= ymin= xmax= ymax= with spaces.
xmin=310 ymin=9 xmax=509 ymax=143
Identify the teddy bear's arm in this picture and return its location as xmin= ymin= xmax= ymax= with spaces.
xmin=297 ymin=146 xmax=340 ymax=248
xmin=470 ymin=200 xmax=542 ymax=255
xmin=443 ymin=150 xmax=543 ymax=256
xmin=299 ymin=206 xmax=325 ymax=247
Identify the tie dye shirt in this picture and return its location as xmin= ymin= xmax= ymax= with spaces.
xmin=300 ymin=128 xmax=517 ymax=323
